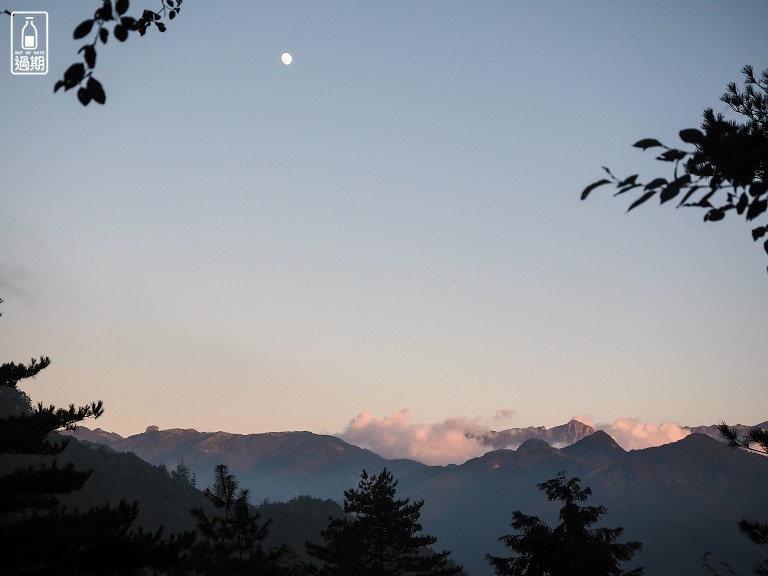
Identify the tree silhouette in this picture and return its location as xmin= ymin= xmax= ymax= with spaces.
xmin=0 ymin=298 xmax=192 ymax=574
xmin=307 ymin=468 xmax=463 ymax=576
xmin=486 ymin=471 xmax=643 ymax=576
xmin=716 ymin=423 xmax=768 ymax=575
xmin=169 ymin=458 xmax=197 ymax=488
xmin=54 ymin=0 xmax=183 ymax=105
xmin=190 ymin=463 xmax=291 ymax=575
xmin=581 ymin=65 xmax=768 ymax=268
xmin=581 ymin=61 xmax=767 ymax=573
xmin=3 ymin=0 xmax=182 ymax=106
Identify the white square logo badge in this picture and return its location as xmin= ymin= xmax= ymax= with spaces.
xmin=10 ymin=11 xmax=49 ymax=75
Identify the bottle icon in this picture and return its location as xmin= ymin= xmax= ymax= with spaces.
xmin=21 ymin=17 xmax=37 ymax=50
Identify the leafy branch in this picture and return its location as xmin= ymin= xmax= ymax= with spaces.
xmin=582 ymin=66 xmax=768 ymax=265
xmin=54 ymin=0 xmax=183 ymax=106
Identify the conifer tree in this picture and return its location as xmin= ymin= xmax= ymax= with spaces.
xmin=170 ymin=458 xmax=197 ymax=488
xmin=487 ymin=471 xmax=643 ymax=576
xmin=190 ymin=463 xmax=290 ymax=575
xmin=307 ymin=468 xmax=463 ymax=576
xmin=0 ymin=298 xmax=191 ymax=574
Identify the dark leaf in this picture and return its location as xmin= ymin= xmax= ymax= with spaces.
xmin=63 ymin=63 xmax=86 ymax=87
xmin=73 ymin=19 xmax=94 ymax=39
xmin=98 ymin=0 xmax=114 ymax=21
xmin=81 ymin=45 xmax=96 ymax=69
xmin=87 ymin=77 xmax=106 ymax=104
xmin=659 ymin=186 xmax=679 ymax=204
xmin=751 ymin=181 xmax=768 ymax=198
xmin=99 ymin=27 xmax=109 ymax=44
xmin=656 ymin=149 xmax=688 ymax=162
xmin=633 ymin=138 xmax=663 ymax=150
xmin=114 ymin=24 xmax=128 ymax=41
xmin=752 ymin=226 xmax=767 ymax=241
xmin=580 ymin=179 xmax=611 ymax=200
xmin=77 ymin=87 xmax=91 ymax=106
xmin=679 ymin=128 xmax=704 ymax=144
xmin=704 ymin=208 xmax=725 ymax=222
xmin=736 ymin=193 xmax=749 ymax=215
xmin=659 ymin=174 xmax=691 ymax=204
xmin=116 ymin=0 xmax=129 ymax=16
xmin=694 ymin=189 xmax=717 ymax=208
xmin=747 ymin=198 xmax=768 ymax=221
xmin=169 ymin=10 xmax=176 ymax=20
xmin=121 ymin=16 xmax=137 ymax=29
xmin=627 ymin=191 xmax=656 ymax=212
xmin=167 ymin=0 xmax=175 ymax=6
xmin=764 ymin=238 xmax=768 ymax=256
xmin=155 ymin=21 xmax=167 ymax=32
xmin=644 ymin=178 xmax=667 ymax=190
xmin=618 ymin=174 xmax=638 ymax=187
xmin=53 ymin=80 xmax=65 ymax=93
xmin=601 ymin=166 xmax=617 ymax=179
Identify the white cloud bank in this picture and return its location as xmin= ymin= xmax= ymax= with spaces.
xmin=338 ymin=409 xmax=693 ymax=465
xmin=593 ymin=417 xmax=690 ymax=450
xmin=338 ymin=408 xmax=489 ymax=465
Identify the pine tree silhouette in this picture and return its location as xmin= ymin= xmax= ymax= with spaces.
xmin=0 ymin=298 xmax=192 ymax=575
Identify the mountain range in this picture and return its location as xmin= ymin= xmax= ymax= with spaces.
xmin=61 ymin=419 xmax=768 ymax=575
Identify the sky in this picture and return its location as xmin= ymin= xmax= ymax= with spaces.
xmin=1 ymin=1 xmax=767 ymax=464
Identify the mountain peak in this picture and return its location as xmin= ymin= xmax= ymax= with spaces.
xmin=560 ymin=430 xmax=626 ymax=461
xmin=471 ymin=419 xmax=595 ymax=450
xmin=517 ymin=438 xmax=552 ymax=451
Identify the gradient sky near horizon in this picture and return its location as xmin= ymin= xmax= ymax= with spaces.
xmin=1 ymin=1 xmax=767 ymax=460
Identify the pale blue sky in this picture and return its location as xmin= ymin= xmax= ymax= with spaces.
xmin=1 ymin=1 xmax=766 ymax=445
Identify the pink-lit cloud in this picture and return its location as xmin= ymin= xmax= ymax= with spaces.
xmin=574 ymin=414 xmax=691 ymax=450
xmin=337 ymin=408 xmax=489 ymax=466
xmin=338 ymin=410 xmax=694 ymax=465
xmin=599 ymin=418 xmax=690 ymax=450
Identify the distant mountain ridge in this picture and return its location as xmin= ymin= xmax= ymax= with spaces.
xmin=62 ymin=421 xmax=768 ymax=576
xmin=685 ymin=421 xmax=768 ymax=439
xmin=468 ymin=419 xmax=595 ymax=448
xmin=67 ymin=427 xmax=425 ymax=501
xmin=398 ymin=432 xmax=768 ymax=576
xmin=67 ymin=418 xmax=762 ymax=498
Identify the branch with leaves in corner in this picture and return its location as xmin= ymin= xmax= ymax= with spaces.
xmin=718 ymin=421 xmax=768 ymax=575
xmin=52 ymin=0 xmax=183 ymax=106
xmin=581 ymin=65 xmax=768 ymax=268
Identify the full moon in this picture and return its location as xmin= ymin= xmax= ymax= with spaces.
xmin=281 ymin=53 xmax=292 ymax=66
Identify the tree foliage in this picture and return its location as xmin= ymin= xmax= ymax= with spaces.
xmin=190 ymin=463 xmax=291 ymax=575
xmin=717 ymin=422 xmax=768 ymax=575
xmin=307 ymin=468 xmax=462 ymax=576
xmin=0 ymin=298 xmax=192 ymax=574
xmin=582 ymin=65 xmax=768 ymax=267
xmin=169 ymin=458 xmax=196 ymax=488
xmin=52 ymin=0 xmax=183 ymax=105
xmin=486 ymin=471 xmax=643 ymax=576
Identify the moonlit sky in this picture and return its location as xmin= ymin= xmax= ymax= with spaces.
xmin=1 ymin=1 xmax=767 ymax=459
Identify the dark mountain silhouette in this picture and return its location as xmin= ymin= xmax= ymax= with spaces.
xmin=0 ymin=432 xmax=215 ymax=535
xmin=560 ymin=429 xmax=627 ymax=465
xmin=66 ymin=427 xmax=425 ymax=501
xmin=64 ymin=423 xmax=768 ymax=575
xmin=400 ymin=433 xmax=768 ymax=576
